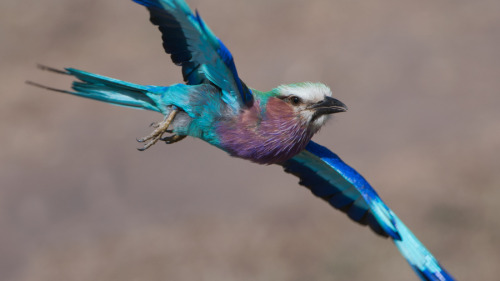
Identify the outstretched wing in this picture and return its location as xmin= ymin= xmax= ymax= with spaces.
xmin=282 ymin=141 xmax=455 ymax=281
xmin=133 ymin=0 xmax=253 ymax=110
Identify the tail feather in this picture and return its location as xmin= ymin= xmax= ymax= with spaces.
xmin=30 ymin=65 xmax=163 ymax=113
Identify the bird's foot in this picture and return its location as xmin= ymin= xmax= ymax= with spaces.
xmin=137 ymin=109 xmax=178 ymax=151
xmin=161 ymin=134 xmax=186 ymax=144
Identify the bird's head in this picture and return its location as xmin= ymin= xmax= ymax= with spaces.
xmin=275 ymin=83 xmax=347 ymax=133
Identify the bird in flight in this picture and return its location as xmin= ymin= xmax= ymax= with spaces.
xmin=28 ymin=0 xmax=456 ymax=280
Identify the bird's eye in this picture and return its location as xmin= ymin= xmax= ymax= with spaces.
xmin=289 ymin=96 xmax=302 ymax=105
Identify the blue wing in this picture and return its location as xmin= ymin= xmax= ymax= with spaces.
xmin=282 ymin=141 xmax=455 ymax=281
xmin=132 ymin=0 xmax=253 ymax=110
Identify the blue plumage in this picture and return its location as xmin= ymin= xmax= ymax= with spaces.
xmin=283 ymin=143 xmax=389 ymax=237
xmin=283 ymin=141 xmax=454 ymax=280
xmin=133 ymin=0 xmax=253 ymax=108
xmin=216 ymin=38 xmax=253 ymax=105
xmin=29 ymin=0 xmax=456 ymax=280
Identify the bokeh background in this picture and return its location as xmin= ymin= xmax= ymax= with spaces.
xmin=2 ymin=0 xmax=500 ymax=280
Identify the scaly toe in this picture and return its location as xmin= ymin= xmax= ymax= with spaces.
xmin=136 ymin=109 xmax=178 ymax=151
xmin=137 ymin=138 xmax=158 ymax=151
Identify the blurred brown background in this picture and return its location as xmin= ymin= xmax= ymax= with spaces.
xmin=2 ymin=0 xmax=500 ymax=280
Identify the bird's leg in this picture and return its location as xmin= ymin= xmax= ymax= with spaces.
xmin=161 ymin=134 xmax=186 ymax=144
xmin=137 ymin=109 xmax=178 ymax=151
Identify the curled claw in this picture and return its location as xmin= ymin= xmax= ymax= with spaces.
xmin=137 ymin=140 xmax=156 ymax=151
xmin=161 ymin=134 xmax=186 ymax=144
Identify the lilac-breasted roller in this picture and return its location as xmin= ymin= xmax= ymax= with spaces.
xmin=28 ymin=0 xmax=456 ymax=280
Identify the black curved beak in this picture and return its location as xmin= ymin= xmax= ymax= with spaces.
xmin=309 ymin=96 xmax=348 ymax=119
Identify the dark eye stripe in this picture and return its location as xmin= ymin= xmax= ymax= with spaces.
xmin=277 ymin=95 xmax=304 ymax=106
